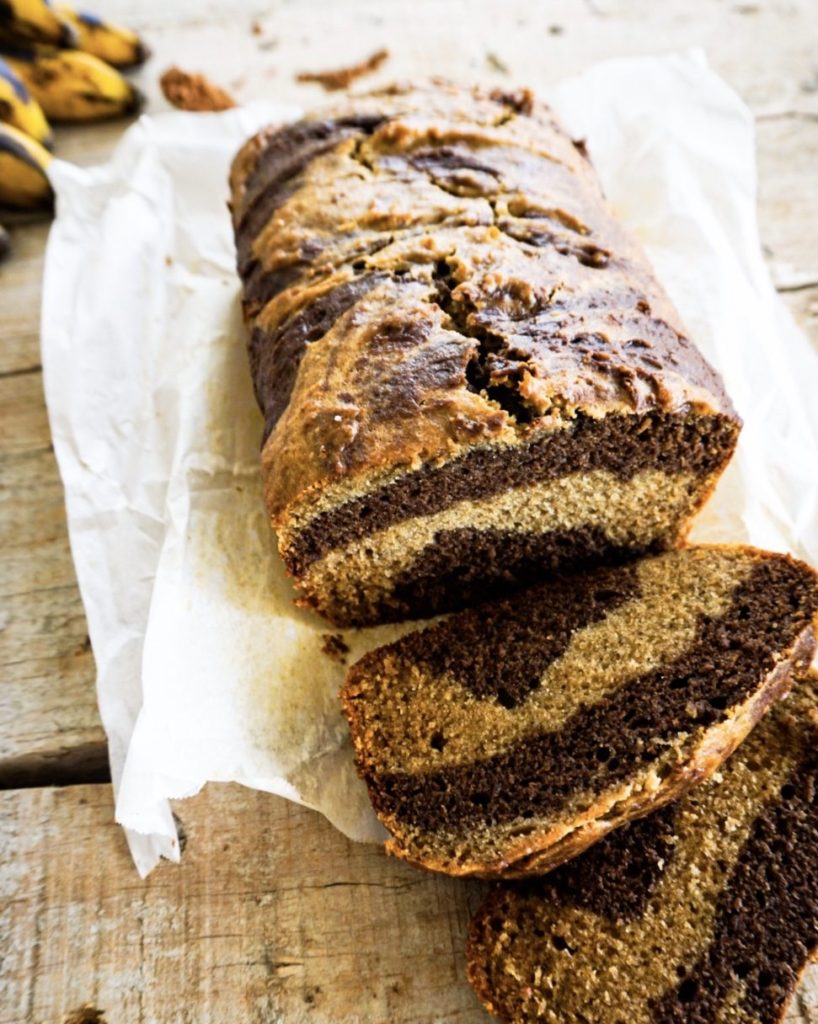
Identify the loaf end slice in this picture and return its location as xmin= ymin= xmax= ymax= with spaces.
xmin=340 ymin=546 xmax=818 ymax=877
xmin=231 ymin=81 xmax=740 ymax=626
xmin=466 ymin=670 xmax=818 ymax=1024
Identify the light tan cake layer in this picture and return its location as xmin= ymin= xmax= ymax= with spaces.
xmin=298 ymin=467 xmax=699 ymax=619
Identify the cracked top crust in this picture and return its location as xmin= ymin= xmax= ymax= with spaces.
xmin=230 ymin=79 xmax=737 ymax=522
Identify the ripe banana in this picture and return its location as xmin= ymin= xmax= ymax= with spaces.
xmin=0 ymin=119 xmax=52 ymax=207
xmin=53 ymin=5 xmax=148 ymax=68
xmin=0 ymin=0 xmax=76 ymax=47
xmin=0 ymin=55 xmax=52 ymax=145
xmin=4 ymin=45 xmax=143 ymax=120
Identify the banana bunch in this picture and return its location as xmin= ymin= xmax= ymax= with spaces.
xmin=4 ymin=45 xmax=143 ymax=121
xmin=0 ymin=0 xmax=148 ymax=208
xmin=0 ymin=0 xmax=76 ymax=47
xmin=0 ymin=120 xmax=52 ymax=207
xmin=0 ymin=0 xmax=147 ymax=66
xmin=0 ymin=54 xmax=52 ymax=144
xmin=53 ymin=5 xmax=149 ymax=69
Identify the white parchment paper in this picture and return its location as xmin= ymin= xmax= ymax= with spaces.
xmin=41 ymin=53 xmax=818 ymax=876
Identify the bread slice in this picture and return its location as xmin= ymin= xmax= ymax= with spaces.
xmin=466 ymin=670 xmax=818 ymax=1024
xmin=340 ymin=546 xmax=818 ymax=877
xmin=230 ymin=80 xmax=740 ymax=627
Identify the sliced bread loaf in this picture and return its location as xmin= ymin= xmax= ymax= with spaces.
xmin=466 ymin=671 xmax=818 ymax=1024
xmin=340 ymin=546 xmax=818 ymax=876
xmin=231 ymin=81 xmax=740 ymax=627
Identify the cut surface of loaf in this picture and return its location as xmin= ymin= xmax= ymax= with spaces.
xmin=230 ymin=80 xmax=740 ymax=626
xmin=466 ymin=671 xmax=818 ymax=1024
xmin=340 ymin=546 xmax=818 ymax=877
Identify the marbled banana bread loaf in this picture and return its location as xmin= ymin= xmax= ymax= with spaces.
xmin=466 ymin=671 xmax=818 ymax=1024
xmin=340 ymin=547 xmax=818 ymax=876
xmin=230 ymin=80 xmax=740 ymax=626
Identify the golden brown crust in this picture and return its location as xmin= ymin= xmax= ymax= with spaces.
xmin=465 ymin=913 xmax=509 ymax=1024
xmin=230 ymin=80 xmax=737 ymax=525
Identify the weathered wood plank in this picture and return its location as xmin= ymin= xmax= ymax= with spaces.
xmin=0 ymin=389 xmax=104 ymax=772
xmin=0 ymin=784 xmax=488 ymax=1024
xmin=123 ymin=0 xmax=818 ymax=122
xmin=778 ymin=286 xmax=818 ymax=350
xmin=0 ymin=224 xmax=49 ymax=377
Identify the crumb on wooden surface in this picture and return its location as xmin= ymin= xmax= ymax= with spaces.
xmin=321 ymin=633 xmax=350 ymax=663
xmin=63 ymin=1006 xmax=106 ymax=1024
xmin=159 ymin=67 xmax=236 ymax=112
xmin=296 ymin=48 xmax=389 ymax=91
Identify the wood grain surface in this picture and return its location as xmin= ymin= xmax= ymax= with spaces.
xmin=1 ymin=784 xmax=487 ymax=1024
xmin=1 ymin=0 xmax=817 ymax=1020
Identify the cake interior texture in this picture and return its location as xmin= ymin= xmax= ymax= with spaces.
xmin=230 ymin=81 xmax=740 ymax=626
xmin=466 ymin=671 xmax=818 ymax=1024
xmin=285 ymin=415 xmax=737 ymax=626
xmin=341 ymin=546 xmax=818 ymax=876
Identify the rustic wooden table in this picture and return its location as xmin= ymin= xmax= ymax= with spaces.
xmin=2 ymin=1 xmax=817 ymax=1021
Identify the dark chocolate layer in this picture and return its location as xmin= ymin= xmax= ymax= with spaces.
xmin=367 ymin=557 xmax=818 ymax=833
xmin=540 ymin=802 xmax=682 ymax=921
xmin=495 ymin=216 xmax=611 ymax=268
xmin=651 ymin=752 xmax=818 ymax=1023
xmin=286 ymin=410 xmax=739 ymax=575
xmin=236 ymin=115 xmax=385 ymax=253
xmin=391 ymin=561 xmax=639 ymax=699
xmin=249 ymin=275 xmax=385 ymax=438
xmin=387 ymin=526 xmax=649 ymax=626
xmin=408 ymin=146 xmax=502 ymax=198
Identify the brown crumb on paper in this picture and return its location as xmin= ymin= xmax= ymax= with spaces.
xmin=321 ymin=633 xmax=350 ymax=663
xmin=159 ymin=67 xmax=236 ymax=112
xmin=296 ymin=48 xmax=389 ymax=91
xmin=489 ymin=87 xmax=535 ymax=117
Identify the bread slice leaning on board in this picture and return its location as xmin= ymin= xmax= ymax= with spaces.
xmin=341 ymin=546 xmax=818 ymax=877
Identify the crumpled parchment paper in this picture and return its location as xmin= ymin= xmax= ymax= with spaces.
xmin=41 ymin=52 xmax=818 ymax=876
